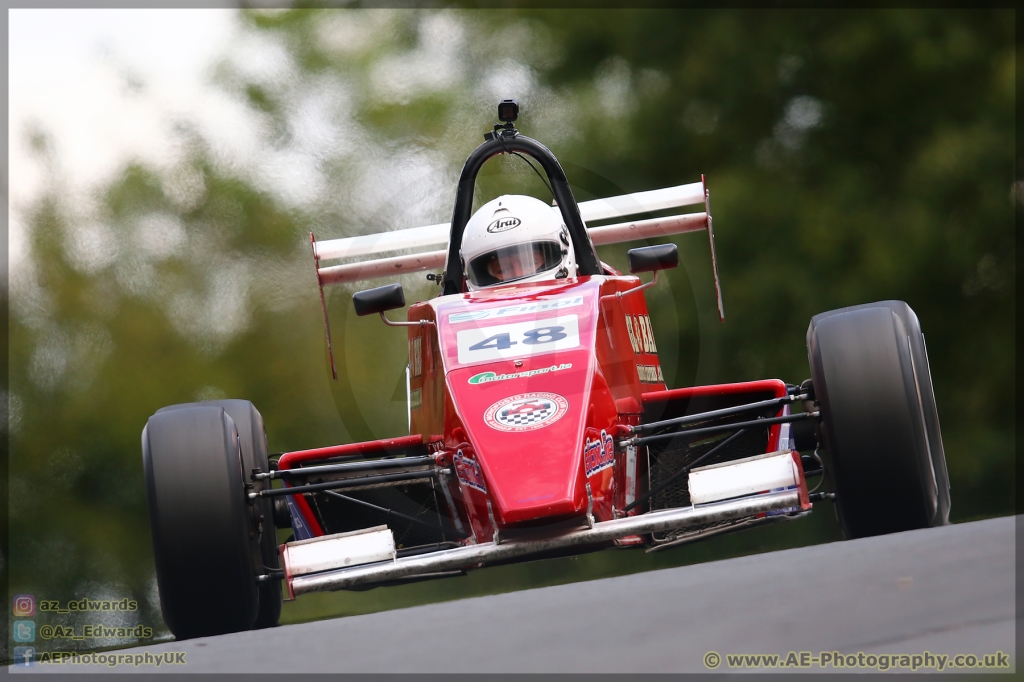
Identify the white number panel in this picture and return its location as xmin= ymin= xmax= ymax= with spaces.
xmin=456 ymin=315 xmax=581 ymax=365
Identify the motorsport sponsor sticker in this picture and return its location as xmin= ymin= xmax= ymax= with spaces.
xmin=453 ymin=450 xmax=487 ymax=493
xmin=636 ymin=363 xmax=665 ymax=384
xmin=409 ymin=336 xmax=422 ymax=377
xmin=625 ymin=314 xmax=658 ymax=354
xmin=468 ymin=363 xmax=572 ymax=385
xmin=625 ymin=442 xmax=638 ymax=505
xmin=287 ymin=495 xmax=315 ymax=541
xmin=584 ymin=429 xmax=616 ymax=477
xmin=448 ymin=296 xmax=584 ymax=324
xmin=483 ymin=392 xmax=568 ymax=432
xmin=517 ymin=492 xmax=555 ymax=504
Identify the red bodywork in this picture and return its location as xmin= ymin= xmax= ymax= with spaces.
xmin=286 ymin=273 xmax=802 ymax=543
xmin=410 ymin=275 xmax=663 ymax=539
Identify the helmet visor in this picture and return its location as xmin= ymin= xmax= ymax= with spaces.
xmin=467 ymin=241 xmax=563 ymax=287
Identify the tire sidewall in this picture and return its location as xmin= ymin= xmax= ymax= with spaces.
xmin=155 ymin=399 xmax=282 ymax=628
xmin=143 ymin=406 xmax=259 ymax=638
xmin=807 ymin=302 xmax=944 ymax=538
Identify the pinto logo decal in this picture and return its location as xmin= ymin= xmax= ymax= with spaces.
xmin=584 ymin=429 xmax=616 ymax=477
xmin=448 ymin=296 xmax=584 ymax=324
xmin=453 ymin=450 xmax=487 ymax=493
xmin=625 ymin=314 xmax=658 ymax=355
xmin=468 ymin=363 xmax=572 ymax=385
xmin=483 ymin=392 xmax=568 ymax=432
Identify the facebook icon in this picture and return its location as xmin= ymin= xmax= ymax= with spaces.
xmin=13 ymin=646 xmax=35 ymax=668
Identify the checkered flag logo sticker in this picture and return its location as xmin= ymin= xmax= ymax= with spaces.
xmin=484 ymin=392 xmax=569 ymax=432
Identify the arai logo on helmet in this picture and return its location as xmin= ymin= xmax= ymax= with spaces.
xmin=487 ymin=217 xmax=521 ymax=233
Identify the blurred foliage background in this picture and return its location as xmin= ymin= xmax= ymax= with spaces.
xmin=7 ymin=8 xmax=1014 ymax=649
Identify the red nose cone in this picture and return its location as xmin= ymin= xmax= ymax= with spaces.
xmin=448 ymin=351 xmax=592 ymax=523
xmin=436 ymin=280 xmax=603 ymax=525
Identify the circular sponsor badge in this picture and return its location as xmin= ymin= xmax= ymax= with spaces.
xmin=483 ymin=392 xmax=569 ymax=432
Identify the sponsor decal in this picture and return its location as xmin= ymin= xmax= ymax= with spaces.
xmin=625 ymin=314 xmax=658 ymax=355
xmin=410 ymin=336 xmax=422 ymax=377
xmin=286 ymin=496 xmax=315 ymax=541
xmin=483 ymin=392 xmax=568 ymax=432
xmin=584 ymin=429 xmax=616 ymax=478
xmin=453 ymin=450 xmax=487 ymax=493
xmin=517 ymin=493 xmax=555 ymax=503
xmin=468 ymin=363 xmax=573 ymax=385
xmin=636 ymin=363 xmax=665 ymax=384
xmin=625 ymin=443 xmax=638 ymax=506
xmin=487 ymin=216 xmax=522 ymax=233
xmin=448 ymin=296 xmax=584 ymax=324
xmin=766 ymin=484 xmax=801 ymax=516
xmin=409 ymin=388 xmax=422 ymax=410
xmin=457 ymin=315 xmax=580 ymax=364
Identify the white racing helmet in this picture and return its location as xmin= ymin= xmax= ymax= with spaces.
xmin=460 ymin=195 xmax=577 ymax=290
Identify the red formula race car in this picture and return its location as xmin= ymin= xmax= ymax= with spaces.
xmin=142 ymin=102 xmax=950 ymax=639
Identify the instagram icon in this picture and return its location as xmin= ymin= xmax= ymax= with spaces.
xmin=13 ymin=595 xmax=35 ymax=617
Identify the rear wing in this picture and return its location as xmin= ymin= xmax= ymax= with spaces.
xmin=311 ymin=177 xmax=724 ymax=379
xmin=311 ymin=176 xmax=724 ymax=319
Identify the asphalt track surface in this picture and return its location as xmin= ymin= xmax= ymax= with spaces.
xmin=17 ymin=515 xmax=1018 ymax=674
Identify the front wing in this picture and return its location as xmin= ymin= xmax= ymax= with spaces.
xmin=282 ymin=453 xmax=810 ymax=598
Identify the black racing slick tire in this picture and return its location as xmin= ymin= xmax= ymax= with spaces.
xmin=143 ymin=405 xmax=261 ymax=639
xmin=806 ymin=301 xmax=950 ymax=539
xmin=156 ymin=399 xmax=282 ymax=630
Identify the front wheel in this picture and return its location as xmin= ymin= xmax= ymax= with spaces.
xmin=156 ymin=400 xmax=282 ymax=629
xmin=806 ymin=300 xmax=950 ymax=538
xmin=143 ymin=404 xmax=264 ymax=639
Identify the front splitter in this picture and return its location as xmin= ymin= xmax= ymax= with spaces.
xmin=290 ymin=490 xmax=802 ymax=596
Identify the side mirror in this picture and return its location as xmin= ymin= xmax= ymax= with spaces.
xmin=627 ymin=244 xmax=679 ymax=274
xmin=353 ymin=283 xmax=405 ymax=317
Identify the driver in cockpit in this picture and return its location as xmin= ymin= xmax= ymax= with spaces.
xmin=460 ymin=195 xmax=577 ymax=290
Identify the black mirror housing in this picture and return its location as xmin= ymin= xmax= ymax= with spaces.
xmin=627 ymin=244 xmax=679 ymax=274
xmin=353 ymin=283 xmax=405 ymax=317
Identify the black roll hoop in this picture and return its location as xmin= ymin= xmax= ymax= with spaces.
xmin=442 ymin=126 xmax=603 ymax=295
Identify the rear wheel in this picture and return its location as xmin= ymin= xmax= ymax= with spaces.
xmin=143 ymin=402 xmax=274 ymax=639
xmin=806 ymin=301 xmax=950 ymax=538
